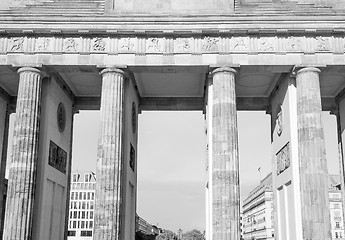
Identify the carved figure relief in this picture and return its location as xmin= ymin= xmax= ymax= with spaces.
xmin=276 ymin=142 xmax=290 ymax=175
xmin=203 ymin=37 xmax=219 ymax=51
xmin=259 ymin=38 xmax=274 ymax=51
xmin=57 ymin=102 xmax=66 ymax=133
xmin=316 ymin=36 xmax=330 ymax=51
xmin=92 ymin=38 xmax=106 ymax=51
xmin=276 ymin=104 xmax=283 ymax=137
xmin=10 ymin=37 xmax=24 ymax=52
xmin=64 ymin=38 xmax=78 ymax=52
xmin=119 ymin=37 xmax=135 ymax=52
xmin=130 ymin=144 xmax=135 ymax=172
xmin=49 ymin=140 xmax=67 ymax=174
xmin=287 ymin=36 xmax=302 ymax=51
xmin=147 ymin=37 xmax=162 ymax=52
xmin=36 ymin=38 xmax=50 ymax=51
xmin=175 ymin=38 xmax=191 ymax=52
xmin=232 ymin=37 xmax=248 ymax=51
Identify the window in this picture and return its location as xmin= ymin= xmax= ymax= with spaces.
xmin=72 ymin=174 xmax=78 ymax=182
xmin=73 ymin=211 xmax=77 ymax=218
xmin=336 ymin=222 xmax=340 ymax=229
xmin=90 ymin=211 xmax=94 ymax=219
xmin=72 ymin=221 xmax=76 ymax=228
xmin=68 ymin=231 xmax=76 ymax=236
xmin=334 ymin=203 xmax=340 ymax=209
xmin=84 ymin=174 xmax=90 ymax=182
xmin=81 ymin=230 xmax=93 ymax=236
xmin=89 ymin=221 xmax=93 ymax=229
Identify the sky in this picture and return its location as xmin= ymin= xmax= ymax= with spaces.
xmin=68 ymin=110 xmax=341 ymax=233
xmin=3 ymin=108 xmax=341 ymax=233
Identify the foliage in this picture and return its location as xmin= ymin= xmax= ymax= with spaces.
xmin=156 ymin=230 xmax=178 ymax=240
xmin=181 ymin=229 xmax=205 ymax=240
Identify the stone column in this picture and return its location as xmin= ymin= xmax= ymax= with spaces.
xmin=94 ymin=68 xmax=125 ymax=240
xmin=0 ymin=105 xmax=11 ymax=239
xmin=3 ymin=67 xmax=43 ymax=240
xmin=211 ymin=67 xmax=240 ymax=240
xmin=296 ymin=67 xmax=331 ymax=240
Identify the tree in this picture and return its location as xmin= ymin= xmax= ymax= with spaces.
xmin=182 ymin=229 xmax=205 ymax=240
xmin=156 ymin=230 xmax=178 ymax=240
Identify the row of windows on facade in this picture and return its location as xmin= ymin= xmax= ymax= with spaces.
xmin=69 ymin=220 xmax=94 ymax=230
xmin=70 ymin=201 xmax=94 ymax=210
xmin=71 ymin=183 xmax=95 ymax=190
xmin=67 ymin=230 xmax=93 ymax=237
xmin=69 ymin=210 xmax=94 ymax=220
xmin=70 ymin=191 xmax=95 ymax=200
xmin=72 ymin=173 xmax=95 ymax=183
xmin=335 ymin=231 xmax=343 ymax=238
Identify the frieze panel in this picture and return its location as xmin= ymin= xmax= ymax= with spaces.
xmin=276 ymin=142 xmax=290 ymax=176
xmin=203 ymin=37 xmax=220 ymax=52
xmin=119 ymin=37 xmax=136 ymax=53
xmin=316 ymin=36 xmax=331 ymax=52
xmin=64 ymin=38 xmax=79 ymax=52
xmin=35 ymin=37 xmax=52 ymax=52
xmin=231 ymin=37 xmax=249 ymax=52
xmin=9 ymin=37 xmax=25 ymax=52
xmin=2 ymin=35 xmax=345 ymax=55
xmin=258 ymin=37 xmax=275 ymax=52
xmin=146 ymin=37 xmax=163 ymax=53
xmin=175 ymin=38 xmax=191 ymax=53
xmin=286 ymin=36 xmax=303 ymax=52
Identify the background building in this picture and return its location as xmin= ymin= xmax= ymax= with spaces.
xmin=136 ymin=214 xmax=160 ymax=236
xmin=67 ymin=171 xmax=96 ymax=240
xmin=242 ymin=173 xmax=344 ymax=240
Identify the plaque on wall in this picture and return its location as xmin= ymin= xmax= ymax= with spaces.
xmin=276 ymin=142 xmax=290 ymax=176
xmin=48 ymin=140 xmax=67 ymax=174
xmin=57 ymin=102 xmax=66 ymax=133
xmin=130 ymin=144 xmax=135 ymax=172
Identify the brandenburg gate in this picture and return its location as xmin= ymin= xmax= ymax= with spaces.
xmin=0 ymin=0 xmax=345 ymax=239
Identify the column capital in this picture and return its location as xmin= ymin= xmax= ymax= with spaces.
xmin=99 ymin=67 xmax=126 ymax=77
xmin=291 ymin=66 xmax=323 ymax=77
xmin=211 ymin=66 xmax=237 ymax=76
xmin=17 ymin=67 xmax=42 ymax=75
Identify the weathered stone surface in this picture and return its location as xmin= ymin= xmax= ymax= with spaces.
xmin=3 ymin=67 xmax=42 ymax=240
xmin=211 ymin=67 xmax=240 ymax=240
xmin=296 ymin=67 xmax=331 ymax=240
xmin=94 ymin=68 xmax=125 ymax=240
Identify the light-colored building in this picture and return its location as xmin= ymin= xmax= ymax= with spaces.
xmin=67 ymin=171 xmax=96 ymax=240
xmin=135 ymin=214 xmax=160 ymax=236
xmin=242 ymin=173 xmax=344 ymax=240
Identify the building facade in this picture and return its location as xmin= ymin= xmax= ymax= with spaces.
xmin=67 ymin=171 xmax=96 ymax=240
xmin=135 ymin=214 xmax=160 ymax=236
xmin=242 ymin=173 xmax=345 ymax=240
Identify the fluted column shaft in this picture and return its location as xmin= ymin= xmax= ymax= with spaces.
xmin=296 ymin=67 xmax=331 ymax=240
xmin=3 ymin=67 xmax=42 ymax=240
xmin=211 ymin=67 xmax=240 ymax=240
xmin=94 ymin=68 xmax=125 ymax=240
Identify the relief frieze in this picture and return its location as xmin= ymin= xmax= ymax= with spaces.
xmin=64 ymin=38 xmax=78 ymax=52
xmin=146 ymin=37 xmax=163 ymax=53
xmin=316 ymin=36 xmax=331 ymax=52
xmin=259 ymin=37 xmax=275 ymax=52
xmin=9 ymin=37 xmax=25 ymax=52
xmin=286 ymin=36 xmax=303 ymax=51
xmin=92 ymin=37 xmax=106 ymax=52
xmin=231 ymin=37 xmax=249 ymax=51
xmin=119 ymin=37 xmax=135 ymax=52
xmin=203 ymin=37 xmax=220 ymax=52
xmin=276 ymin=142 xmax=290 ymax=176
xmin=2 ymin=35 xmax=345 ymax=55
xmin=35 ymin=37 xmax=51 ymax=52
xmin=175 ymin=38 xmax=191 ymax=53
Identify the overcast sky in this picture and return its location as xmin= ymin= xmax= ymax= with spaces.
xmin=69 ymin=110 xmax=340 ymax=233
